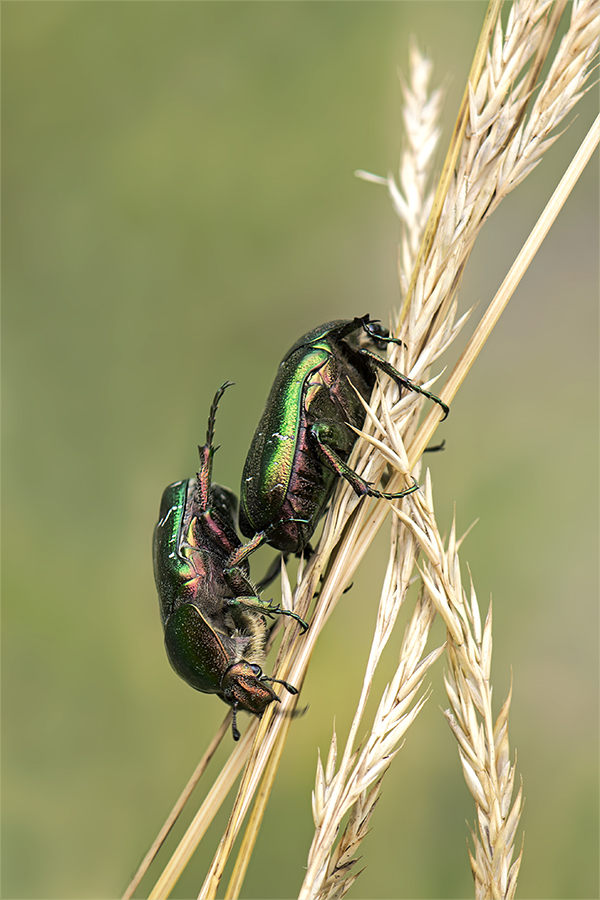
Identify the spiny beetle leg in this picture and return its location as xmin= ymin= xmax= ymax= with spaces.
xmin=372 ymin=478 xmax=419 ymax=501
xmin=206 ymin=381 xmax=235 ymax=447
xmin=226 ymin=529 xmax=268 ymax=570
xmin=195 ymin=381 xmax=235 ymax=510
xmin=227 ymin=596 xmax=308 ymax=633
xmin=265 ymin=603 xmax=309 ymax=633
xmin=357 ymin=347 xmax=449 ymax=421
xmin=226 ymin=518 xmax=307 ymax=571
xmin=312 ymin=422 xmax=419 ymax=500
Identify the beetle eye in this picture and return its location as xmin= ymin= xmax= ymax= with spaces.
xmin=250 ymin=664 xmax=262 ymax=676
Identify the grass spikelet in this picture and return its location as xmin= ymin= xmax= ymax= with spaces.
xmin=391 ymin=479 xmax=524 ymax=899
xmin=299 ymin=502 xmax=444 ymax=899
xmin=357 ymin=37 xmax=444 ymax=293
xmin=132 ymin=5 xmax=599 ymax=898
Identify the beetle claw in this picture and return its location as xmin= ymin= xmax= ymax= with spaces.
xmin=265 ymin=602 xmax=309 ymax=634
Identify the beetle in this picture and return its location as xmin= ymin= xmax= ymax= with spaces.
xmin=239 ymin=314 xmax=449 ymax=554
xmin=153 ymin=383 xmax=304 ymax=740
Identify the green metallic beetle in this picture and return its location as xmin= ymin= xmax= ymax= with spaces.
xmin=153 ymin=383 xmax=304 ymax=740
xmin=239 ymin=315 xmax=449 ymax=554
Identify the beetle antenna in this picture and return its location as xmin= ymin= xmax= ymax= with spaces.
xmin=363 ymin=319 xmax=407 ymax=349
xmin=424 ymin=439 xmax=446 ymax=453
xmin=264 ymin=676 xmax=298 ymax=695
xmin=272 ymin=702 xmax=309 ymax=724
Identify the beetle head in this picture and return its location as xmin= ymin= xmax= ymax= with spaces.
xmin=221 ymin=662 xmax=299 ymax=740
xmin=221 ymin=662 xmax=280 ymax=717
xmin=356 ymin=316 xmax=391 ymax=351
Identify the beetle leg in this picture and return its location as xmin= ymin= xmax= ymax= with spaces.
xmin=230 ymin=703 xmax=241 ymax=741
xmin=226 ymin=596 xmax=309 ymax=633
xmin=311 ymin=422 xmax=420 ymax=500
xmin=226 ymin=529 xmax=268 ymax=571
xmin=224 ymin=535 xmax=308 ymax=631
xmin=222 ymin=561 xmax=263 ymax=605
xmin=356 ymin=347 xmax=450 ymax=420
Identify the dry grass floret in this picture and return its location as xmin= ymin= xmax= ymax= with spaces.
xmin=393 ymin=478 xmax=524 ymax=900
xmin=123 ymin=4 xmax=599 ymax=899
xmin=301 ymin=509 xmax=443 ymax=899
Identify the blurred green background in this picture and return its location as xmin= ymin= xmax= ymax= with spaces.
xmin=3 ymin=3 xmax=598 ymax=898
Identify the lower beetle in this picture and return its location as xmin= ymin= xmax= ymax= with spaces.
xmin=153 ymin=383 xmax=304 ymax=740
xmin=239 ymin=314 xmax=449 ymax=553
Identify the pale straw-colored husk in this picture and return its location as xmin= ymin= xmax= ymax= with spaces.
xmin=123 ymin=3 xmax=599 ymax=898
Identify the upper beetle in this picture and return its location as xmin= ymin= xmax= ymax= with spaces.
xmin=153 ymin=383 xmax=305 ymax=740
xmin=239 ymin=315 xmax=448 ymax=554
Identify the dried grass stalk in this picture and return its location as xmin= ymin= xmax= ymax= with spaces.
xmin=122 ymin=717 xmax=230 ymax=899
xmin=141 ymin=4 xmax=599 ymax=898
xmin=391 ymin=477 xmax=524 ymax=900
xmin=387 ymin=0 xmax=598 ymax=364
xmin=296 ymin=106 xmax=599 ymax=900
xmin=357 ymin=37 xmax=445 ymax=289
xmin=297 ymin=49 xmax=449 ymax=895
xmin=299 ymin=509 xmax=444 ymax=899
xmin=296 ymin=3 xmax=598 ymax=896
